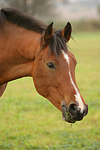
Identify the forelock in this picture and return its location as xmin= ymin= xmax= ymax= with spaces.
xmin=49 ymin=30 xmax=68 ymax=56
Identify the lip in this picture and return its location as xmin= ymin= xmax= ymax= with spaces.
xmin=61 ymin=102 xmax=76 ymax=123
xmin=62 ymin=109 xmax=76 ymax=123
xmin=65 ymin=111 xmax=76 ymax=123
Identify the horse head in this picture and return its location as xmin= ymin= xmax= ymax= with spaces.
xmin=32 ymin=22 xmax=88 ymax=123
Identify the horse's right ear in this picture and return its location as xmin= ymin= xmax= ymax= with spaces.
xmin=41 ymin=22 xmax=53 ymax=46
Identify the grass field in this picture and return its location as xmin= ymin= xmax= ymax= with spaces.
xmin=0 ymin=32 xmax=100 ymax=150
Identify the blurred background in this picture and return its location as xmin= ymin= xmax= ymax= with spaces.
xmin=0 ymin=0 xmax=100 ymax=31
xmin=0 ymin=0 xmax=100 ymax=149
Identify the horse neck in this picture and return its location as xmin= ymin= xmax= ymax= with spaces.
xmin=0 ymin=22 xmax=41 ymax=85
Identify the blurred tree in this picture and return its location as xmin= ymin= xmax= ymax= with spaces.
xmin=8 ymin=0 xmax=54 ymax=17
xmin=0 ymin=0 xmax=9 ymax=8
xmin=97 ymin=5 xmax=100 ymax=16
xmin=62 ymin=0 xmax=69 ymax=4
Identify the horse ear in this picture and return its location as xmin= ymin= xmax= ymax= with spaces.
xmin=42 ymin=22 xmax=53 ymax=45
xmin=62 ymin=22 xmax=72 ymax=42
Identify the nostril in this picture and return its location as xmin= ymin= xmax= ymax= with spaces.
xmin=68 ymin=103 xmax=88 ymax=121
xmin=68 ymin=103 xmax=78 ymax=115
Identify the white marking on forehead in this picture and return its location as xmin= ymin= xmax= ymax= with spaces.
xmin=64 ymin=53 xmax=69 ymax=64
xmin=62 ymin=51 xmax=84 ymax=112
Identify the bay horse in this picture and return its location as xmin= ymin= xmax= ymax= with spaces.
xmin=0 ymin=8 xmax=88 ymax=123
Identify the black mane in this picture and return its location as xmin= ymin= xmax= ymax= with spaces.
xmin=0 ymin=8 xmax=67 ymax=56
xmin=1 ymin=8 xmax=47 ymax=34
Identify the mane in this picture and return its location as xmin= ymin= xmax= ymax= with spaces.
xmin=0 ymin=8 xmax=47 ymax=34
xmin=0 ymin=8 xmax=67 ymax=56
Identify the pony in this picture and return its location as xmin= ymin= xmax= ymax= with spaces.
xmin=0 ymin=8 xmax=88 ymax=123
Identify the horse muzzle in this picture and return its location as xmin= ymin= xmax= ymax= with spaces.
xmin=61 ymin=102 xmax=88 ymax=123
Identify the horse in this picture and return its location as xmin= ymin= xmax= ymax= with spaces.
xmin=0 ymin=8 xmax=88 ymax=123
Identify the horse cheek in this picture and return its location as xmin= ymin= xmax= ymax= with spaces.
xmin=32 ymin=66 xmax=50 ymax=98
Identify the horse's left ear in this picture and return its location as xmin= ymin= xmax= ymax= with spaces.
xmin=41 ymin=22 xmax=53 ymax=46
xmin=62 ymin=22 xmax=72 ymax=42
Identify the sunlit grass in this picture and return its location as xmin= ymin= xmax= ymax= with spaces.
xmin=0 ymin=32 xmax=100 ymax=149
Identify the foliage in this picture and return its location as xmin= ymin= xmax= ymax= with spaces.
xmin=54 ymin=19 xmax=100 ymax=32
xmin=8 ymin=0 xmax=55 ymax=17
xmin=0 ymin=32 xmax=100 ymax=149
xmin=97 ymin=5 xmax=100 ymax=15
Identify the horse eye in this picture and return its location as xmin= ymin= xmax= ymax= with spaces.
xmin=46 ymin=62 xmax=55 ymax=69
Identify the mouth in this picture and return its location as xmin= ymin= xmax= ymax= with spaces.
xmin=65 ymin=112 xmax=76 ymax=123
xmin=61 ymin=101 xmax=88 ymax=123
xmin=62 ymin=109 xmax=76 ymax=123
xmin=61 ymin=102 xmax=76 ymax=123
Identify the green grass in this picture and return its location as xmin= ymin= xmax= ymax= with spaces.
xmin=0 ymin=32 xmax=100 ymax=150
